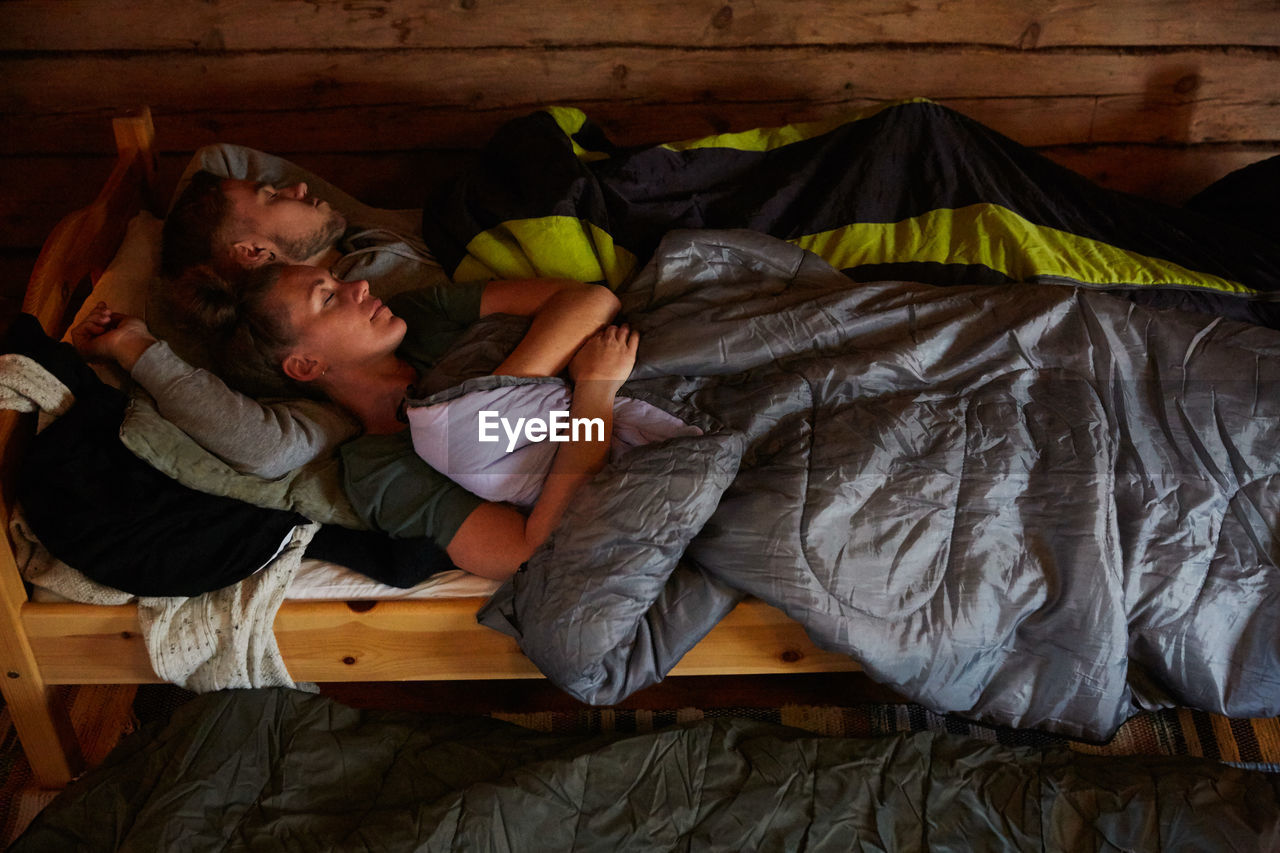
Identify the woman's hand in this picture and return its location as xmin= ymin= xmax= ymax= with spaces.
xmin=70 ymin=301 xmax=158 ymax=371
xmin=446 ymin=323 xmax=640 ymax=579
xmin=568 ymin=323 xmax=639 ymax=394
xmin=487 ymin=280 xmax=621 ymax=379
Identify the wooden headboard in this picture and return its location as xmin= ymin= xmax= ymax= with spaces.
xmin=2 ymin=0 xmax=1277 ymax=309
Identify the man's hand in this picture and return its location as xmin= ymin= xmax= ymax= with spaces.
xmin=70 ymin=301 xmax=158 ymax=371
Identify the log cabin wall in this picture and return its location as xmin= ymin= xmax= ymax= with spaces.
xmin=2 ymin=0 xmax=1277 ymax=306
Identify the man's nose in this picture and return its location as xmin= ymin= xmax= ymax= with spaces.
xmin=282 ymin=182 xmax=308 ymax=199
xmin=348 ymin=279 xmax=370 ymax=300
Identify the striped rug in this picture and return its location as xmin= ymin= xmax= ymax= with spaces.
xmin=1 ymin=685 xmax=139 ymax=845
xmin=492 ymin=704 xmax=1280 ymax=773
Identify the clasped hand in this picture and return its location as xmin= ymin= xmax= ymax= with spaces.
xmin=568 ymin=323 xmax=638 ymax=393
xmin=70 ymin=301 xmax=158 ymax=370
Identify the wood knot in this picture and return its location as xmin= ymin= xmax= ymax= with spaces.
xmin=342 ymin=656 xmax=357 ymax=665
xmin=459 ymin=0 xmax=477 ymax=9
xmin=712 ymin=5 xmax=733 ymax=29
xmin=780 ymin=649 xmax=803 ymax=663
xmin=6 ymin=671 xmax=19 ymax=679
xmin=197 ymin=27 xmax=226 ymax=52
xmin=346 ymin=600 xmax=376 ymax=613
xmin=311 ymin=76 xmax=341 ymax=95
xmin=1017 ymin=21 xmax=1041 ymax=50
xmin=120 ymin=631 xmax=133 ymax=640
xmin=1174 ymin=73 xmax=1200 ymax=95
xmin=612 ymin=64 xmax=629 ymax=83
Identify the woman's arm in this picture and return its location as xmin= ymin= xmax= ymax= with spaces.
xmin=481 ymin=279 xmax=621 ymax=378
xmin=72 ymin=302 xmax=357 ymax=478
xmin=445 ymin=323 xmax=639 ymax=579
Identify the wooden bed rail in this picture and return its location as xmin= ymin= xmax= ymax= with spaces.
xmin=22 ymin=107 xmax=157 ymax=339
xmin=0 ymin=107 xmax=156 ymax=788
xmin=21 ymin=598 xmax=857 ymax=685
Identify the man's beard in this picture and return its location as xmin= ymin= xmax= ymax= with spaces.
xmin=273 ymin=209 xmax=347 ymax=263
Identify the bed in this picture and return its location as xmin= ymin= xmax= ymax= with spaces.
xmin=0 ymin=109 xmax=864 ymax=789
xmin=4 ymin=102 xmax=1280 ymax=788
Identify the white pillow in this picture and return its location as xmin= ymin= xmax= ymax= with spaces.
xmin=63 ymin=210 xmax=163 ymax=387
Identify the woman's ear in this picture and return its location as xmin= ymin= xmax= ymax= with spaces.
xmin=282 ymin=353 xmax=325 ymax=383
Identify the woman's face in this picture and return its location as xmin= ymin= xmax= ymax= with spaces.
xmin=270 ymin=265 xmax=407 ymax=373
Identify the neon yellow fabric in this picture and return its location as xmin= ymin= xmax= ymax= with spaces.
xmin=659 ymin=98 xmax=932 ymax=153
xmin=453 ymin=216 xmax=637 ymax=288
xmin=792 ymin=204 xmax=1260 ymax=295
xmin=543 ymin=106 xmax=611 ymax=163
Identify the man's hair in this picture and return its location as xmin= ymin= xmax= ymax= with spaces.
xmin=168 ymin=263 xmax=321 ymax=401
xmin=161 ymin=170 xmax=234 ymax=279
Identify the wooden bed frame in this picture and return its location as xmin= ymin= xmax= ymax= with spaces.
xmin=0 ymin=108 xmax=859 ymax=789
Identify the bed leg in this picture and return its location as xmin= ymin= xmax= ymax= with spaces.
xmin=0 ymin=539 xmax=83 ymax=788
xmin=0 ymin=674 xmax=83 ymax=789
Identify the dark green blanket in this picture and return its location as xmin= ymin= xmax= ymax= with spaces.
xmin=14 ymin=689 xmax=1280 ymax=851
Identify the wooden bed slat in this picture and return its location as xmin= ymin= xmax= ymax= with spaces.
xmin=0 ymin=513 xmax=84 ymax=786
xmin=23 ymin=598 xmax=859 ymax=685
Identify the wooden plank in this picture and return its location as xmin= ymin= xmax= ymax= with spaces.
xmin=26 ymin=598 xmax=857 ymax=684
xmin=23 ymin=604 xmax=161 ymax=684
xmin=0 ymin=254 xmax=39 ymax=303
xmin=0 ymin=432 xmax=84 ymax=786
xmin=1 ymin=48 xmax=1275 ymax=147
xmin=1042 ymin=145 xmax=1279 ymax=205
xmin=0 ymin=156 xmax=117 ymax=249
xmin=22 ymin=159 xmax=153 ymax=337
xmin=2 ymin=91 xmax=1276 ymax=159
xmin=5 ymin=0 xmax=1278 ymax=51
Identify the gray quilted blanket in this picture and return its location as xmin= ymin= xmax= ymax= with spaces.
xmin=432 ymin=229 xmax=1280 ymax=740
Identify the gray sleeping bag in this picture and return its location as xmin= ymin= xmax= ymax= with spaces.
xmin=420 ymin=229 xmax=1280 ymax=740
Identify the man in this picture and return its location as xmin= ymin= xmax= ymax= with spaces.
xmin=162 ymin=172 xmax=347 ymax=277
xmin=161 ymin=144 xmax=451 ymax=299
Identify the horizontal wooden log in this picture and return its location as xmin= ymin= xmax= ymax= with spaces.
xmin=1042 ymin=145 xmax=1278 ymax=205
xmin=0 ymin=254 xmax=39 ymax=303
xmin=2 ymin=94 xmax=1276 ymax=162
xmin=2 ymin=48 xmax=1275 ymax=147
xmin=5 ymin=0 xmax=1278 ymax=51
xmin=23 ymin=598 xmax=859 ymax=684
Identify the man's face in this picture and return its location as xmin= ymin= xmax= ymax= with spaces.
xmin=221 ymin=179 xmax=347 ymax=265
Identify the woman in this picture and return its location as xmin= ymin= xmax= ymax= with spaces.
xmin=74 ymin=266 xmax=638 ymax=581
